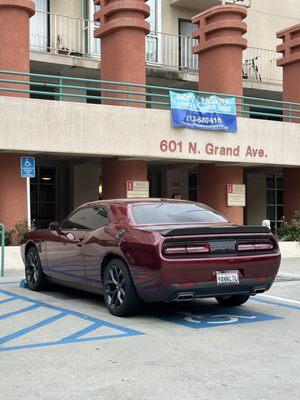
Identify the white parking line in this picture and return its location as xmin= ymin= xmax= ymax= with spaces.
xmin=279 ymin=272 xmax=300 ymax=278
xmin=262 ymin=294 xmax=300 ymax=305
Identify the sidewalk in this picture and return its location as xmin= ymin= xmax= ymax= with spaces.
xmin=1 ymin=243 xmax=300 ymax=271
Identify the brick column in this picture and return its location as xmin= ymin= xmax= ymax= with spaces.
xmin=102 ymin=158 xmax=148 ymax=199
xmin=0 ymin=154 xmax=27 ymax=230
xmin=0 ymin=0 xmax=35 ymax=96
xmin=94 ymin=0 xmax=150 ymax=199
xmin=0 ymin=1 xmax=35 ymax=230
xmin=192 ymin=4 xmax=247 ymax=95
xmin=192 ymin=5 xmax=247 ymax=224
xmin=198 ymin=164 xmax=244 ymax=224
xmin=277 ymin=24 xmax=300 ymax=221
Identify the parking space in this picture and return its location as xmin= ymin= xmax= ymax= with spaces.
xmin=0 ymin=259 xmax=300 ymax=400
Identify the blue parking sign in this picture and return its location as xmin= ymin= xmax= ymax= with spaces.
xmin=20 ymin=157 xmax=35 ymax=178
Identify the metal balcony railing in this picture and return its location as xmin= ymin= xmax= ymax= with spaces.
xmin=0 ymin=70 xmax=297 ymax=123
xmin=30 ymin=12 xmax=282 ymax=84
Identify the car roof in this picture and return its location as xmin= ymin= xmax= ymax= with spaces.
xmin=85 ymin=198 xmax=195 ymax=207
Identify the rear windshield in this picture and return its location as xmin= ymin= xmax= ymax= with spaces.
xmin=132 ymin=203 xmax=228 ymax=225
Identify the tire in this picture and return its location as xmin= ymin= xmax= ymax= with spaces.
xmin=215 ymin=294 xmax=250 ymax=307
xmin=103 ymin=258 xmax=143 ymax=317
xmin=25 ymin=246 xmax=47 ymax=291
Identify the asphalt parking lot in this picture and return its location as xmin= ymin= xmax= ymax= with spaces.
xmin=0 ymin=259 xmax=299 ymax=400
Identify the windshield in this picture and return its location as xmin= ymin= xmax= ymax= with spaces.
xmin=132 ymin=203 xmax=228 ymax=225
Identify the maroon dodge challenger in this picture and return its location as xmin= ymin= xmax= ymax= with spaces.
xmin=21 ymin=199 xmax=281 ymax=317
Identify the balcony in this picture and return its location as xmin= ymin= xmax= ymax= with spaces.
xmin=169 ymin=0 xmax=251 ymax=11
xmin=0 ymin=70 xmax=299 ymax=170
xmin=30 ymin=11 xmax=281 ymax=86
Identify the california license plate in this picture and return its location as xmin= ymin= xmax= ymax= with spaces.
xmin=216 ymin=270 xmax=239 ymax=285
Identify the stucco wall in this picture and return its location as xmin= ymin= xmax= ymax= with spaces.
xmin=164 ymin=0 xmax=300 ymax=51
xmin=247 ymin=0 xmax=300 ymax=49
xmin=1 ymin=97 xmax=300 ymax=167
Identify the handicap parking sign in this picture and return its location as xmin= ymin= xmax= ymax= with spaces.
xmin=20 ymin=157 xmax=35 ymax=178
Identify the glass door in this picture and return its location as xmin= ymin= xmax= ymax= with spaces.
xmin=86 ymin=0 xmax=100 ymax=57
xmin=266 ymin=173 xmax=284 ymax=230
xmin=30 ymin=0 xmax=49 ymax=52
xmin=31 ymin=166 xmax=57 ymax=229
xmin=179 ymin=19 xmax=198 ymax=71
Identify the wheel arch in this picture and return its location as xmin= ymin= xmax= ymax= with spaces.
xmin=24 ymin=241 xmax=37 ymax=257
xmin=100 ymin=252 xmax=130 ymax=283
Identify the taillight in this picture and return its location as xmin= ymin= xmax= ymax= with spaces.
xmin=237 ymin=240 xmax=274 ymax=252
xmin=164 ymin=246 xmax=187 ymax=255
xmin=186 ymin=243 xmax=210 ymax=254
xmin=163 ymin=242 xmax=210 ymax=257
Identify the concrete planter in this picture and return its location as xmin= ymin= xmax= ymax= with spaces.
xmin=278 ymin=241 xmax=300 ymax=258
xmin=4 ymin=246 xmax=23 ymax=270
xmin=1 ymin=242 xmax=300 ymax=272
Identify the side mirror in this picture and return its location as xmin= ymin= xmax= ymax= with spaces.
xmin=49 ymin=221 xmax=60 ymax=231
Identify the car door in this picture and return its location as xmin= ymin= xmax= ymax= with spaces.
xmin=45 ymin=206 xmax=95 ymax=285
xmin=83 ymin=205 xmax=119 ymax=289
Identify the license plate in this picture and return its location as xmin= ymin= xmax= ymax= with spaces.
xmin=216 ymin=270 xmax=239 ymax=285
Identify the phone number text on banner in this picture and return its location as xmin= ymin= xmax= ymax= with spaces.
xmin=170 ymin=91 xmax=237 ymax=133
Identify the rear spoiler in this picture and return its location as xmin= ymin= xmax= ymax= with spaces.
xmin=161 ymin=226 xmax=271 ymax=237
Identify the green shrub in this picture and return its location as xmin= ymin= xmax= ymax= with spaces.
xmin=278 ymin=211 xmax=300 ymax=242
xmin=7 ymin=219 xmax=36 ymax=246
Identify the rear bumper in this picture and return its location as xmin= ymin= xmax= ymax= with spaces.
xmin=138 ymin=277 xmax=274 ymax=303
xmin=133 ymin=252 xmax=281 ymax=303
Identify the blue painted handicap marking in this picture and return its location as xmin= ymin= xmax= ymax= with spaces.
xmin=0 ymin=288 xmax=143 ymax=352
xmin=155 ymin=305 xmax=282 ymax=329
xmin=19 ymin=279 xmax=28 ymax=288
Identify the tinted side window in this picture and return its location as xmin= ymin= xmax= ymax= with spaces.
xmin=61 ymin=206 xmax=109 ymax=230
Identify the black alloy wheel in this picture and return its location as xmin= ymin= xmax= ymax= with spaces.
xmin=25 ymin=247 xmax=47 ymax=291
xmin=215 ymin=294 xmax=251 ymax=307
xmin=103 ymin=258 xmax=142 ymax=317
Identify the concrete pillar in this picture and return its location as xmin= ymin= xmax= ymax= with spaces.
xmin=277 ymin=24 xmax=300 ymax=221
xmin=198 ymin=164 xmax=244 ymax=225
xmin=102 ymin=158 xmax=147 ymax=199
xmin=94 ymin=0 xmax=150 ymax=106
xmin=94 ymin=0 xmax=150 ymax=198
xmin=192 ymin=5 xmax=247 ymax=224
xmin=192 ymin=4 xmax=247 ymax=95
xmin=0 ymin=2 xmax=34 ymax=230
xmin=0 ymin=0 xmax=35 ymax=96
xmin=0 ymin=154 xmax=27 ymax=230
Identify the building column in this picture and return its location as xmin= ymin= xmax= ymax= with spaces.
xmin=192 ymin=4 xmax=247 ymax=96
xmin=102 ymin=158 xmax=148 ymax=199
xmin=0 ymin=0 xmax=35 ymax=96
xmin=94 ymin=0 xmax=150 ymax=198
xmin=198 ymin=164 xmax=244 ymax=224
xmin=0 ymin=154 xmax=27 ymax=230
xmin=192 ymin=5 xmax=247 ymax=224
xmin=277 ymin=24 xmax=300 ymax=221
xmin=0 ymin=1 xmax=35 ymax=229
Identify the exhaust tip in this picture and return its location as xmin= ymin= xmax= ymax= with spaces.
xmin=251 ymin=287 xmax=266 ymax=295
xmin=176 ymin=293 xmax=194 ymax=302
